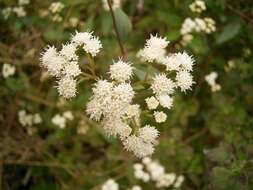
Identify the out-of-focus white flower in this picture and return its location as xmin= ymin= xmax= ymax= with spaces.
xmin=49 ymin=2 xmax=65 ymax=13
xmin=52 ymin=114 xmax=66 ymax=129
xmin=180 ymin=18 xmax=196 ymax=35
xmin=63 ymin=111 xmax=74 ymax=120
xmin=102 ymin=0 xmax=122 ymax=11
xmin=157 ymin=94 xmax=173 ymax=109
xmin=77 ymin=119 xmax=89 ymax=135
xmin=156 ymin=173 xmax=176 ymax=188
xmin=151 ymin=74 xmax=175 ymax=96
xmin=205 ymin=71 xmax=221 ymax=92
xmin=12 ymin=6 xmax=26 ymax=17
xmin=2 ymin=8 xmax=12 ymax=19
xmin=2 ymin=64 xmax=15 ymax=78
xmin=18 ymin=0 xmax=30 ymax=6
xmin=33 ymin=113 xmax=42 ymax=124
xmin=154 ymin=111 xmax=167 ymax=123
xmin=131 ymin=186 xmax=142 ymax=190
xmin=145 ymin=96 xmax=159 ymax=110
xmin=101 ymin=179 xmax=119 ymax=190
xmin=57 ymin=77 xmax=77 ymax=99
xmin=181 ymin=34 xmax=194 ymax=46
xmin=174 ymin=175 xmax=185 ymax=188
xmin=18 ymin=110 xmax=42 ymax=127
xmin=68 ymin=17 xmax=79 ymax=27
xmin=176 ymin=70 xmax=194 ymax=92
xmin=189 ymin=0 xmax=206 ymax=13
xmin=109 ymin=59 xmax=133 ymax=82
xmin=203 ymin=17 xmax=216 ymax=33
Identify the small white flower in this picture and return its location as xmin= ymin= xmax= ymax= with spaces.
xmin=102 ymin=0 xmax=122 ymax=11
xmin=189 ymin=0 xmax=206 ymax=13
xmin=109 ymin=59 xmax=133 ymax=82
xmin=154 ymin=111 xmax=167 ymax=123
xmin=142 ymin=157 xmax=152 ymax=165
xmin=180 ymin=18 xmax=196 ymax=35
xmin=33 ymin=113 xmax=42 ymax=124
xmin=174 ymin=175 xmax=185 ymax=188
xmin=63 ymin=111 xmax=74 ymax=120
xmin=157 ymin=94 xmax=173 ymax=109
xmin=57 ymin=77 xmax=77 ymax=99
xmin=101 ymin=179 xmax=119 ymax=190
xmin=133 ymin=163 xmax=144 ymax=171
xmin=151 ymin=74 xmax=175 ymax=95
xmin=52 ymin=114 xmax=66 ymax=129
xmin=62 ymin=61 xmax=81 ymax=78
xmin=13 ymin=6 xmax=26 ymax=17
xmin=18 ymin=0 xmax=30 ymax=6
xmin=2 ymin=8 xmax=12 ymax=19
xmin=132 ymin=186 xmax=142 ymax=190
xmin=41 ymin=46 xmax=65 ymax=77
xmin=60 ymin=43 xmax=78 ymax=61
xmin=49 ymin=2 xmax=65 ymax=13
xmin=156 ymin=173 xmax=176 ymax=188
xmin=2 ymin=64 xmax=15 ymax=78
xmin=138 ymin=34 xmax=169 ymax=63
xmin=205 ymin=71 xmax=221 ymax=92
xmin=122 ymin=135 xmax=155 ymax=158
xmin=145 ymin=96 xmax=159 ymax=110
xmin=176 ymin=70 xmax=194 ymax=92
xmin=71 ymin=31 xmax=102 ymax=56
xmin=139 ymin=125 xmax=159 ymax=144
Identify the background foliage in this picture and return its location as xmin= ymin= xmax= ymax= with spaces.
xmin=0 ymin=0 xmax=253 ymax=189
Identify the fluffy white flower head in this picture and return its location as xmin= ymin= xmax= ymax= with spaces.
xmin=139 ymin=125 xmax=159 ymax=144
xmin=151 ymin=74 xmax=175 ymax=95
xmin=57 ymin=77 xmax=77 ymax=99
xmin=109 ymin=59 xmax=133 ymax=82
xmin=102 ymin=179 xmax=119 ymax=190
xmin=176 ymin=70 xmax=194 ymax=92
xmin=71 ymin=31 xmax=102 ymax=56
xmin=157 ymin=94 xmax=173 ymax=109
xmin=145 ymin=96 xmax=159 ymax=110
xmin=60 ymin=43 xmax=78 ymax=61
xmin=154 ymin=111 xmax=167 ymax=123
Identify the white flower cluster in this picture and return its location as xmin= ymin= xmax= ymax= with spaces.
xmin=138 ymin=35 xmax=195 ymax=123
xmin=52 ymin=111 xmax=74 ymax=129
xmin=180 ymin=17 xmax=216 ymax=35
xmin=102 ymin=0 xmax=122 ymax=11
xmin=48 ymin=2 xmax=65 ymax=22
xmin=101 ymin=179 xmax=119 ymax=190
xmin=205 ymin=71 xmax=221 ymax=92
xmin=180 ymin=1 xmax=216 ymax=46
xmin=2 ymin=63 xmax=15 ymax=78
xmin=41 ymin=32 xmax=195 ymax=158
xmin=86 ymin=58 xmax=159 ymax=157
xmin=1 ymin=0 xmax=29 ymax=19
xmin=41 ymin=31 xmax=102 ymax=99
xmin=189 ymin=0 xmax=206 ymax=13
xmin=18 ymin=110 xmax=42 ymax=135
xmin=133 ymin=157 xmax=184 ymax=188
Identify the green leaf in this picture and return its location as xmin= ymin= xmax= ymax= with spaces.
xmin=114 ymin=8 xmax=132 ymax=42
xmin=216 ymin=21 xmax=242 ymax=44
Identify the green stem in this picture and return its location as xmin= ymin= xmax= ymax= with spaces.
xmin=86 ymin=53 xmax=97 ymax=79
